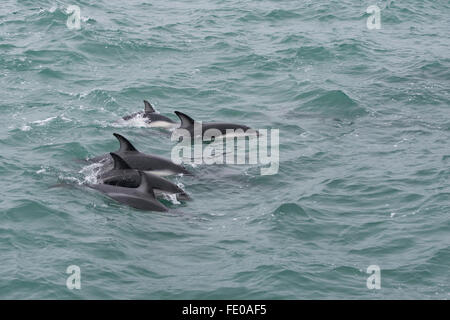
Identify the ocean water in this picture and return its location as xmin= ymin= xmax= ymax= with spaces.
xmin=0 ymin=0 xmax=449 ymax=299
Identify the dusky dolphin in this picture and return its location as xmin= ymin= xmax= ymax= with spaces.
xmin=91 ymin=133 xmax=191 ymax=176
xmin=88 ymin=171 xmax=169 ymax=212
xmin=174 ymin=111 xmax=257 ymax=140
xmin=123 ymin=100 xmax=176 ymax=128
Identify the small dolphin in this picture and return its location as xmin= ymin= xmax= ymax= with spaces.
xmin=88 ymin=171 xmax=168 ymax=212
xmin=97 ymin=152 xmax=141 ymax=187
xmin=93 ymin=133 xmax=191 ymax=176
xmin=98 ymin=152 xmax=190 ymax=200
xmin=174 ymin=111 xmax=257 ymax=140
xmin=123 ymin=100 xmax=176 ymax=128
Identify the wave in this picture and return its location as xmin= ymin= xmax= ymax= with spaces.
xmin=294 ymin=89 xmax=366 ymax=119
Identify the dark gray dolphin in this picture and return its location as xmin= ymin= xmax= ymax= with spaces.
xmin=113 ymin=133 xmax=191 ymax=175
xmin=93 ymin=133 xmax=190 ymax=176
xmin=88 ymin=171 xmax=168 ymax=212
xmin=174 ymin=111 xmax=257 ymax=140
xmin=123 ymin=100 xmax=176 ymax=128
xmin=97 ymin=152 xmax=141 ymax=187
xmin=98 ymin=152 xmax=190 ymax=200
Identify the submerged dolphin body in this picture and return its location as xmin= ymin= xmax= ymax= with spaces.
xmin=88 ymin=171 xmax=169 ymax=212
xmin=174 ymin=111 xmax=256 ymax=140
xmin=91 ymin=133 xmax=191 ymax=176
xmin=123 ymin=100 xmax=176 ymax=128
xmin=98 ymin=152 xmax=190 ymax=200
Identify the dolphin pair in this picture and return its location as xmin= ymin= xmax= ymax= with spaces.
xmin=123 ymin=101 xmax=256 ymax=139
xmin=98 ymin=152 xmax=190 ymax=200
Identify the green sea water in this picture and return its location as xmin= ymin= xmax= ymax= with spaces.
xmin=0 ymin=0 xmax=449 ymax=299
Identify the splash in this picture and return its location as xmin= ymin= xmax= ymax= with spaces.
xmin=112 ymin=113 xmax=150 ymax=128
xmin=79 ymin=162 xmax=104 ymax=184
xmin=162 ymin=193 xmax=181 ymax=205
xmin=32 ymin=116 xmax=57 ymax=126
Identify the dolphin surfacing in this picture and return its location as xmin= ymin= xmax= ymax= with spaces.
xmin=98 ymin=152 xmax=190 ymax=200
xmin=113 ymin=133 xmax=192 ymax=176
xmin=88 ymin=171 xmax=169 ymax=212
xmin=90 ymin=133 xmax=192 ymax=176
xmin=123 ymin=100 xmax=176 ymax=128
xmin=174 ymin=111 xmax=257 ymax=140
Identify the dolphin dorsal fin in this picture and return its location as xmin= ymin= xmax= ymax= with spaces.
xmin=174 ymin=111 xmax=195 ymax=128
xmin=137 ymin=171 xmax=156 ymax=198
xmin=110 ymin=152 xmax=132 ymax=170
xmin=113 ymin=133 xmax=138 ymax=153
xmin=143 ymin=100 xmax=155 ymax=113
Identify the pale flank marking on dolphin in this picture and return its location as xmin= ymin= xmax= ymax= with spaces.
xmin=143 ymin=169 xmax=180 ymax=177
xmin=148 ymin=121 xmax=178 ymax=129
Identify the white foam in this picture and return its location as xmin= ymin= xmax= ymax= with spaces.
xmin=162 ymin=193 xmax=181 ymax=205
xmin=60 ymin=115 xmax=72 ymax=122
xmin=114 ymin=114 xmax=177 ymax=130
xmin=176 ymin=181 xmax=185 ymax=189
xmin=79 ymin=162 xmax=104 ymax=184
xmin=32 ymin=116 xmax=57 ymax=126
xmin=59 ymin=175 xmax=82 ymax=185
xmin=114 ymin=114 xmax=149 ymax=128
